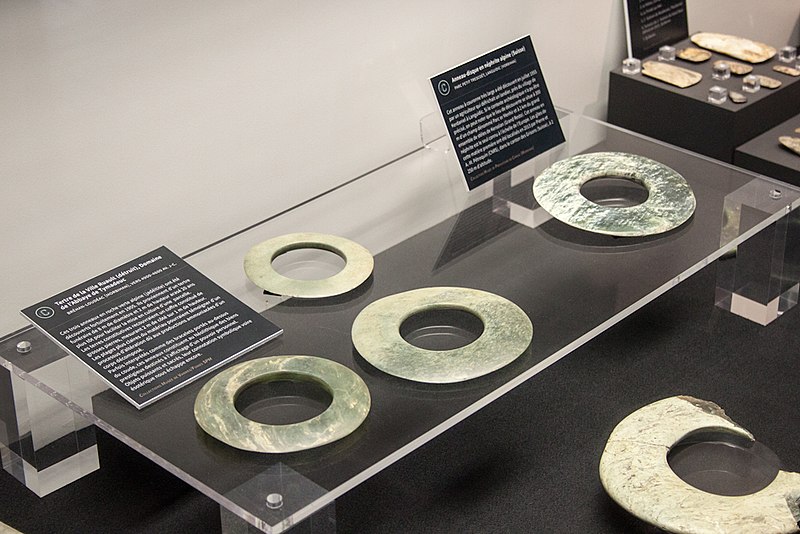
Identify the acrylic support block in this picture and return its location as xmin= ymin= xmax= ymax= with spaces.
xmin=708 ymin=86 xmax=728 ymax=105
xmin=658 ymin=45 xmax=676 ymax=62
xmin=219 ymin=464 xmax=335 ymax=534
xmin=779 ymin=46 xmax=797 ymax=64
xmin=711 ymin=62 xmax=730 ymax=81
xmin=622 ymin=57 xmax=641 ymax=75
xmin=716 ymin=181 xmax=800 ymax=325
xmin=0 ymin=359 xmax=99 ymax=497
xmin=742 ymin=74 xmax=761 ymax=93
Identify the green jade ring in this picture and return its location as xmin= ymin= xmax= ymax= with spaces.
xmin=244 ymin=232 xmax=374 ymax=298
xmin=533 ymin=152 xmax=696 ymax=237
xmin=194 ymin=355 xmax=370 ymax=453
xmin=352 ymin=287 xmax=532 ymax=383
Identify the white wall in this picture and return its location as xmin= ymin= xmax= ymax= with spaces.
xmin=689 ymin=0 xmax=799 ymax=45
xmin=1 ymin=1 xmax=797 ymax=335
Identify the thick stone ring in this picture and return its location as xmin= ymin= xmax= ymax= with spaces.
xmin=244 ymin=232 xmax=374 ymax=298
xmin=533 ymin=152 xmax=696 ymax=237
xmin=194 ymin=355 xmax=370 ymax=453
xmin=351 ymin=287 xmax=532 ymax=383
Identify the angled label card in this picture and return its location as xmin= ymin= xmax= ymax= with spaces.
xmin=431 ymin=36 xmax=564 ymax=190
xmin=22 ymin=246 xmax=282 ymax=409
xmin=624 ymin=0 xmax=688 ymax=58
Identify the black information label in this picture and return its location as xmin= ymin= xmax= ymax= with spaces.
xmin=431 ymin=36 xmax=564 ymax=190
xmin=21 ymin=246 xmax=282 ymax=409
xmin=624 ymin=0 xmax=688 ymax=58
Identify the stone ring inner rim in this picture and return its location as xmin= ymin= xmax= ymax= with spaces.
xmin=580 ymin=173 xmax=651 ymax=207
xmin=399 ymin=305 xmax=486 ymax=351
xmin=233 ymin=371 xmax=334 ymax=424
xmin=271 ymin=242 xmax=348 ymax=280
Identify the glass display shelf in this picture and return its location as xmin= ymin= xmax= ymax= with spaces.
xmin=2 ymin=113 xmax=800 ymax=533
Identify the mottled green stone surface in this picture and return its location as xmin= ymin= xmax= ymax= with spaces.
xmin=244 ymin=232 xmax=374 ymax=298
xmin=351 ymin=287 xmax=532 ymax=383
xmin=600 ymin=396 xmax=800 ymax=534
xmin=194 ymin=355 xmax=370 ymax=453
xmin=533 ymin=152 xmax=696 ymax=237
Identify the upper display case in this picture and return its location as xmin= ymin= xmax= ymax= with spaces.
xmin=608 ymin=36 xmax=800 ymax=163
xmin=2 ymin=113 xmax=800 ymax=533
xmin=735 ymin=111 xmax=800 ymax=187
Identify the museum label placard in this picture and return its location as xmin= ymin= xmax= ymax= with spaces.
xmin=624 ymin=0 xmax=688 ymax=58
xmin=430 ymin=35 xmax=564 ymax=190
xmin=21 ymin=246 xmax=282 ymax=409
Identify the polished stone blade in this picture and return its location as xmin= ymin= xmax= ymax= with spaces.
xmin=729 ymin=90 xmax=747 ymax=104
xmin=677 ymin=47 xmax=711 ymax=62
xmin=774 ymin=65 xmax=800 ymax=77
xmin=691 ymin=32 xmax=776 ymax=63
xmin=758 ymin=75 xmax=782 ymax=89
xmin=642 ymin=61 xmax=702 ymax=88
xmin=779 ymin=136 xmax=800 ymax=156
xmin=715 ymin=59 xmax=753 ymax=76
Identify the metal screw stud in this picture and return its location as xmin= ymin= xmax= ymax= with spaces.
xmin=16 ymin=341 xmax=32 ymax=354
xmin=266 ymin=493 xmax=283 ymax=509
xmin=770 ymin=189 xmax=783 ymax=200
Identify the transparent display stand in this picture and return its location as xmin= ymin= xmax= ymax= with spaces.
xmin=2 ymin=113 xmax=800 ymax=532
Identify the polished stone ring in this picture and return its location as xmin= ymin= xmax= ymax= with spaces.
xmin=194 ymin=355 xmax=370 ymax=453
xmin=244 ymin=232 xmax=374 ymax=298
xmin=600 ymin=396 xmax=800 ymax=533
xmin=351 ymin=287 xmax=532 ymax=383
xmin=533 ymin=152 xmax=696 ymax=237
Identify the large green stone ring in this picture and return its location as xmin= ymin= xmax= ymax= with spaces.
xmin=352 ymin=287 xmax=532 ymax=383
xmin=533 ymin=152 xmax=696 ymax=237
xmin=244 ymin=233 xmax=374 ymax=298
xmin=194 ymin=355 xmax=370 ymax=453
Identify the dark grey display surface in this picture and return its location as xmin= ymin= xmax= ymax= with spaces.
xmin=609 ymin=37 xmax=800 ymax=162
xmin=735 ymin=112 xmax=800 ymax=186
xmin=50 ymin=141 xmax=769 ymax=490
xmin=335 ymin=264 xmax=800 ymax=533
xmin=4 ymin=263 xmax=800 ymax=534
xmin=2 ymin=115 xmax=799 ymax=532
